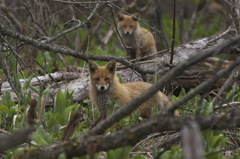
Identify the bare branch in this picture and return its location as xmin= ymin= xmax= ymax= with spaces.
xmin=43 ymin=3 xmax=100 ymax=44
xmin=62 ymin=109 xmax=84 ymax=141
xmin=109 ymin=2 xmax=162 ymax=35
xmin=108 ymin=4 xmax=132 ymax=62
xmin=170 ymin=0 xmax=176 ymax=64
xmin=0 ymin=23 xmax=154 ymax=76
xmin=16 ymin=112 xmax=240 ymax=159
xmin=167 ymin=54 xmax=240 ymax=114
xmin=0 ymin=128 xmax=33 ymax=153
xmin=0 ymin=36 xmax=19 ymax=97
xmin=212 ymin=65 xmax=240 ymax=105
xmin=183 ymin=0 xmax=207 ymax=42
xmin=214 ymin=102 xmax=240 ymax=110
xmin=183 ymin=121 xmax=204 ymax=159
xmin=51 ymin=0 xmax=118 ymax=4
xmin=89 ymin=35 xmax=240 ymax=135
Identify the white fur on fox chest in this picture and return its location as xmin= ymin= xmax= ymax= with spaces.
xmin=91 ymin=87 xmax=118 ymax=112
xmin=119 ymin=31 xmax=142 ymax=49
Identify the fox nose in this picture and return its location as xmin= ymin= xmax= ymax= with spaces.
xmin=126 ymin=31 xmax=130 ymax=35
xmin=96 ymin=84 xmax=109 ymax=91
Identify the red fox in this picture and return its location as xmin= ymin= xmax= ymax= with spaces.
xmin=88 ymin=60 xmax=176 ymax=126
xmin=116 ymin=12 xmax=157 ymax=61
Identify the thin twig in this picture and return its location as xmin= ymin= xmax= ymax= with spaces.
xmin=0 ymin=35 xmax=48 ymax=92
xmin=109 ymin=2 xmax=162 ymax=35
xmin=52 ymin=0 xmax=118 ymax=4
xmin=212 ymin=65 xmax=240 ymax=105
xmin=89 ymin=35 xmax=240 ymax=135
xmin=167 ymin=55 xmax=240 ymax=114
xmin=43 ymin=3 xmax=100 ymax=44
xmin=16 ymin=112 xmax=240 ymax=158
xmin=108 ymin=3 xmax=131 ymax=59
xmin=170 ymin=0 xmax=176 ymax=64
xmin=183 ymin=0 xmax=207 ymax=42
xmin=156 ymin=1 xmax=170 ymax=49
xmin=214 ymin=102 xmax=240 ymax=110
xmin=0 ymin=37 xmax=19 ymax=97
xmin=0 ymin=23 xmax=155 ymax=76
xmin=107 ymin=4 xmax=144 ymax=80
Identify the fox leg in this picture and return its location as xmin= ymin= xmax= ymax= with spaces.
xmin=135 ymin=47 xmax=143 ymax=62
xmin=125 ymin=48 xmax=136 ymax=60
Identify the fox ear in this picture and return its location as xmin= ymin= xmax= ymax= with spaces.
xmin=106 ymin=60 xmax=116 ymax=73
xmin=88 ymin=60 xmax=99 ymax=73
xmin=117 ymin=12 xmax=124 ymax=21
xmin=132 ymin=13 xmax=140 ymax=21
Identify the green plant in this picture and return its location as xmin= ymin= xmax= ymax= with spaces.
xmin=160 ymin=146 xmax=183 ymax=159
xmin=203 ymin=130 xmax=228 ymax=159
xmin=32 ymin=125 xmax=54 ymax=146
xmin=106 ymin=147 xmax=131 ymax=159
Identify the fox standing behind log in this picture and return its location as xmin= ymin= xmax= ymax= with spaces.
xmin=88 ymin=60 xmax=177 ymax=126
xmin=116 ymin=12 xmax=157 ymax=60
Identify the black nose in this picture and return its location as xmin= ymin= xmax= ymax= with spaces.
xmin=126 ymin=32 xmax=129 ymax=34
xmin=100 ymin=86 xmax=105 ymax=90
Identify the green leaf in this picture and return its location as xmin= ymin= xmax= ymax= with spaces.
xmin=56 ymin=113 xmax=66 ymax=126
xmin=179 ymin=88 xmax=186 ymax=97
xmin=106 ymin=147 xmax=131 ymax=159
xmin=0 ymin=105 xmax=12 ymax=114
xmin=22 ymin=74 xmax=34 ymax=90
xmin=43 ymin=110 xmax=61 ymax=133
xmin=43 ymin=86 xmax=51 ymax=97
xmin=1 ymin=92 xmax=15 ymax=107
xmin=13 ymin=73 xmax=22 ymax=94
xmin=63 ymin=104 xmax=80 ymax=122
xmin=29 ymin=85 xmax=40 ymax=95
xmin=54 ymin=90 xmax=66 ymax=114
xmin=132 ymin=154 xmax=146 ymax=159
xmin=78 ymin=155 xmax=87 ymax=159
xmin=58 ymin=153 xmax=66 ymax=159
xmin=160 ymin=146 xmax=183 ymax=159
xmin=32 ymin=125 xmax=54 ymax=146
xmin=213 ymin=135 xmax=228 ymax=148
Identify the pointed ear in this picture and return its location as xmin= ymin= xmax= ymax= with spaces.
xmin=132 ymin=13 xmax=140 ymax=21
xmin=88 ymin=60 xmax=99 ymax=73
xmin=117 ymin=12 xmax=124 ymax=21
xmin=106 ymin=60 xmax=116 ymax=73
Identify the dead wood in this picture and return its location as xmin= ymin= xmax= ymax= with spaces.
xmin=15 ymin=112 xmax=240 ymax=159
xmin=183 ymin=121 xmax=204 ymax=159
xmin=131 ymin=132 xmax=181 ymax=157
xmin=0 ymin=128 xmax=33 ymax=153
xmin=0 ymin=28 xmax=239 ymax=105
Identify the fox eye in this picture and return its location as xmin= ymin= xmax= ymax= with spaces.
xmin=129 ymin=25 xmax=133 ymax=28
xmin=94 ymin=78 xmax=100 ymax=81
xmin=105 ymin=78 xmax=110 ymax=81
xmin=123 ymin=25 xmax=127 ymax=28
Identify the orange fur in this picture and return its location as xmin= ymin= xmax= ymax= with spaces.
xmin=116 ymin=13 xmax=157 ymax=60
xmin=88 ymin=60 xmax=176 ymax=126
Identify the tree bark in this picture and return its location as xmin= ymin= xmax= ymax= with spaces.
xmin=15 ymin=112 xmax=240 ymax=159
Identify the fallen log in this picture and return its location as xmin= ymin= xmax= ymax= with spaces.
xmin=0 ymin=29 xmax=238 ymax=105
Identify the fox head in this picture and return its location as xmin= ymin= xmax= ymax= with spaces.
xmin=117 ymin=13 xmax=140 ymax=35
xmin=88 ymin=60 xmax=116 ymax=92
